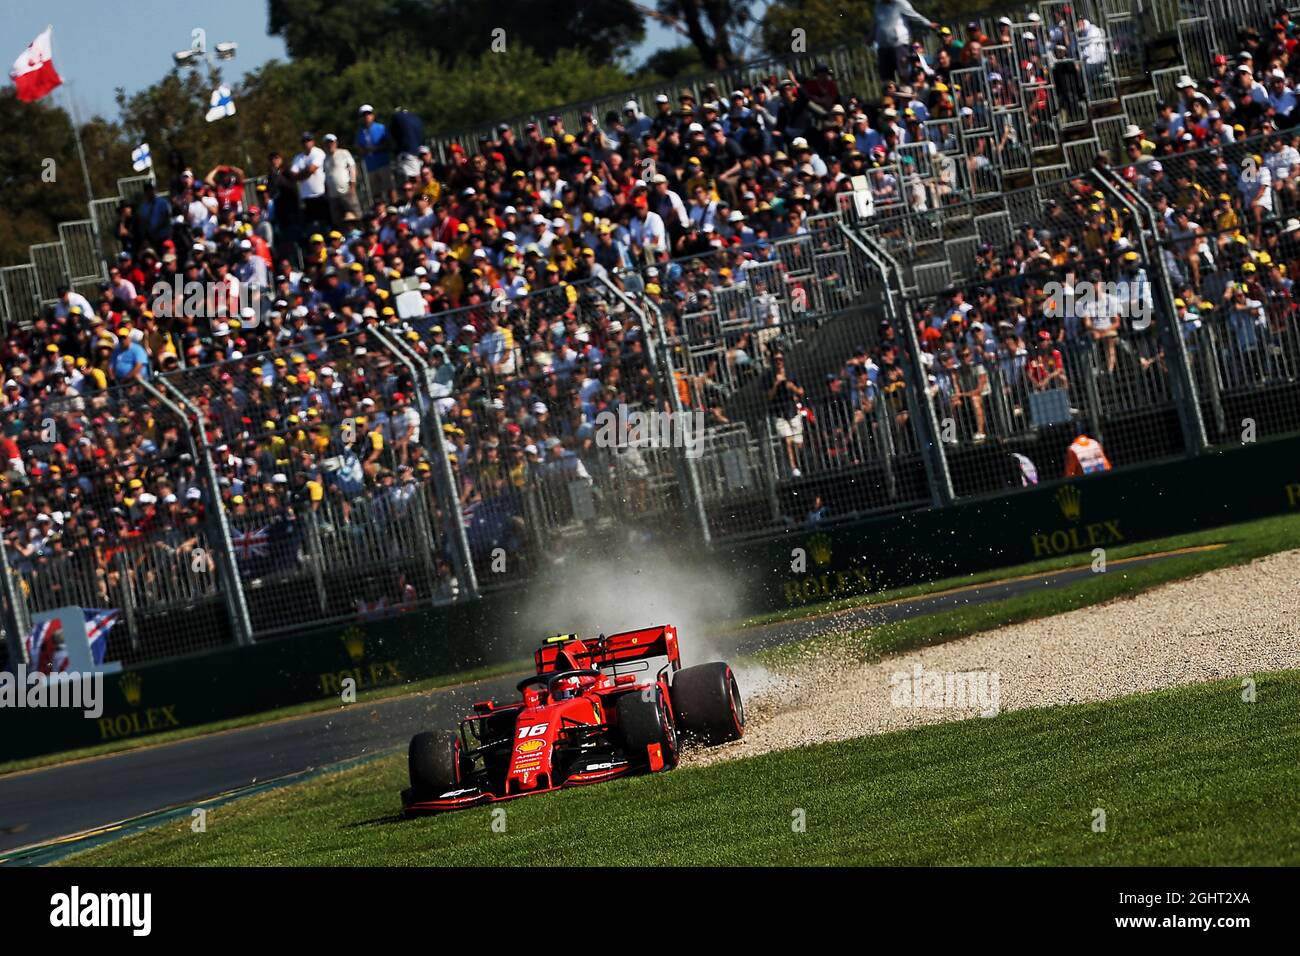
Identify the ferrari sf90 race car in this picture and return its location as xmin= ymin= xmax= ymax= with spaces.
xmin=401 ymin=625 xmax=744 ymax=814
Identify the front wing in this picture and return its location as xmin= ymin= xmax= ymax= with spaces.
xmin=401 ymin=761 xmax=634 ymax=816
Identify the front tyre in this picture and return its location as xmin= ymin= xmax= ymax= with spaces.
xmin=617 ymin=686 xmax=679 ymax=771
xmin=408 ymin=730 xmax=461 ymax=799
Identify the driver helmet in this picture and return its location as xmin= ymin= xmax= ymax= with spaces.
xmin=552 ymin=675 xmax=584 ymax=701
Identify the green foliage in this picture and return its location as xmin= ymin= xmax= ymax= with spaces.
xmin=267 ymin=0 xmax=646 ymax=69
xmin=0 ymin=91 xmax=130 ymax=265
xmin=640 ymin=44 xmax=707 ymax=80
xmin=760 ymin=0 xmax=877 ymax=55
xmin=759 ymin=0 xmax=1007 ymax=56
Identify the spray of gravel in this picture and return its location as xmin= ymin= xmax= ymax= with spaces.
xmin=514 ymin=546 xmax=787 ymax=720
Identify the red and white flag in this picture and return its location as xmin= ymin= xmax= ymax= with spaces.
xmin=10 ymin=26 xmax=63 ymax=103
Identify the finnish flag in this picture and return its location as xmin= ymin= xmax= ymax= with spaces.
xmin=205 ymin=84 xmax=236 ymax=122
xmin=131 ymin=142 xmax=152 ymax=172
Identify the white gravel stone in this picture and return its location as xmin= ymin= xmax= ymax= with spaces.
xmin=687 ymin=549 xmax=1300 ymax=767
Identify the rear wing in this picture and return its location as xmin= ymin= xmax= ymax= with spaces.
xmin=534 ymin=625 xmax=681 ymax=676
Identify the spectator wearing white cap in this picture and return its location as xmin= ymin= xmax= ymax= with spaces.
xmin=723 ymin=90 xmax=753 ymax=136
xmin=622 ymin=99 xmax=652 ymax=144
xmin=1176 ymin=75 xmax=1213 ymax=113
xmin=1231 ymin=63 xmax=1267 ymax=111
xmin=323 ymin=133 xmax=361 ymax=226
xmin=650 ymin=174 xmax=690 ymax=234
xmin=354 ymin=104 xmax=392 ymax=196
xmin=291 ymin=132 xmax=329 ymax=226
xmin=1266 ymin=69 xmax=1296 ymax=121
xmin=234 ymin=239 xmax=269 ymax=291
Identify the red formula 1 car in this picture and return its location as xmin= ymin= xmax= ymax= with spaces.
xmin=401 ymin=625 xmax=744 ymax=814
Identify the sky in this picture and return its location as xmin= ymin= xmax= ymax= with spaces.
xmin=2 ymin=0 xmax=679 ymax=124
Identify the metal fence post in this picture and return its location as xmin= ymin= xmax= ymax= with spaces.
xmin=1096 ymin=170 xmax=1209 ymax=454
xmin=597 ymin=274 xmax=712 ymax=547
xmin=0 ymin=534 xmax=31 ymax=669
xmin=840 ymin=224 xmax=956 ymax=507
xmin=150 ymin=377 xmax=256 ymax=646
xmin=372 ymin=325 xmax=480 ymax=600
xmin=301 ymin=508 xmax=329 ymax=615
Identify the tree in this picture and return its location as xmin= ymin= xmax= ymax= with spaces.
xmin=0 ymin=91 xmax=130 ymax=266
xmin=655 ymin=0 xmax=758 ymax=68
xmin=267 ymin=0 xmax=646 ymax=70
xmin=760 ymin=0 xmax=874 ymax=55
xmin=640 ymin=44 xmax=706 ymax=80
xmin=760 ymin=0 xmax=992 ymax=56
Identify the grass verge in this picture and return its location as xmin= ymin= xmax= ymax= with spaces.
xmin=64 ymin=670 xmax=1300 ymax=866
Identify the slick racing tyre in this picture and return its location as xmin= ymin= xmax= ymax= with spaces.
xmin=670 ymin=662 xmax=745 ymax=745
xmin=617 ymin=686 xmax=680 ymax=771
xmin=408 ymin=730 xmax=462 ymax=799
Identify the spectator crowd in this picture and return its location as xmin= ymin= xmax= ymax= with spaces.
xmin=5 ymin=1 xmax=1300 ymax=640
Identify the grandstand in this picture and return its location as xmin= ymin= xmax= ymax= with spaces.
xmin=3 ymin=0 xmax=1299 ymax=669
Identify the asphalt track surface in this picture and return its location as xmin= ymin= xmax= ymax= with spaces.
xmin=0 ymin=550 xmax=1206 ymax=861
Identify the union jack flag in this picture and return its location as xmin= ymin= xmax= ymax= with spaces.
xmin=356 ymin=597 xmax=389 ymax=620
xmin=84 ymin=609 xmax=119 ymax=664
xmin=24 ymin=608 xmax=119 ymax=672
xmin=232 ymin=526 xmax=270 ymax=561
xmin=25 ymin=619 xmax=66 ymax=674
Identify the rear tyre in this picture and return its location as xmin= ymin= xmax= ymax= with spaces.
xmin=617 ymin=686 xmax=679 ymax=771
xmin=670 ymin=662 xmax=745 ymax=745
xmin=408 ymin=730 xmax=461 ymax=799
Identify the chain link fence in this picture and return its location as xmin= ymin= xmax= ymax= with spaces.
xmin=2 ymin=382 xmax=233 ymax=667
xmin=159 ymin=328 xmax=461 ymax=638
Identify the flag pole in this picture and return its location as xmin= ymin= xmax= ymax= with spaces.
xmin=60 ymin=83 xmax=96 ymax=207
xmin=60 ymin=81 xmax=109 ymax=276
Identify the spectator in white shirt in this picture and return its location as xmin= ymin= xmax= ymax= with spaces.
xmin=651 ymin=175 xmax=689 ymax=231
xmin=1268 ymin=71 xmax=1297 ymax=121
xmin=322 ymin=133 xmax=361 ymax=227
xmin=687 ymin=185 xmax=719 ymax=232
xmin=291 ymin=132 xmax=329 ymax=226
xmin=622 ymin=100 xmax=652 ymax=144
xmin=53 ymin=285 xmax=94 ymax=322
xmin=628 ymin=199 xmax=667 ymax=257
